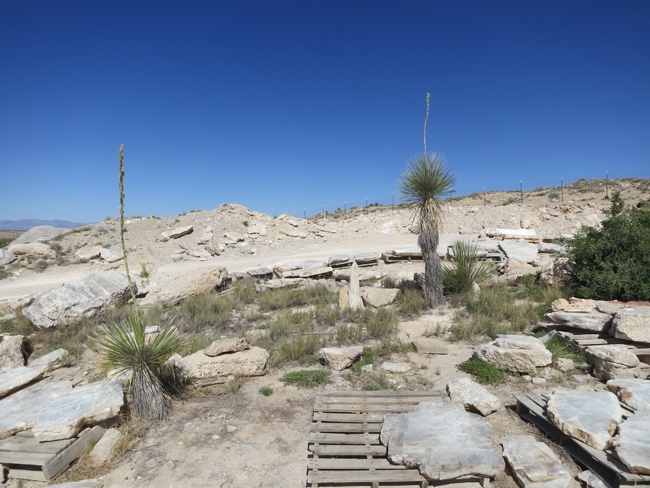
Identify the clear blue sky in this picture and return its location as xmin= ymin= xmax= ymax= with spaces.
xmin=1 ymin=1 xmax=649 ymax=222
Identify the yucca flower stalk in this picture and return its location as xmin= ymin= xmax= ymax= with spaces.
xmin=96 ymin=145 xmax=182 ymax=421
xmin=443 ymin=241 xmax=495 ymax=295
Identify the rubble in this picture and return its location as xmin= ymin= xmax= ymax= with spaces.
xmin=447 ymin=377 xmax=500 ymax=416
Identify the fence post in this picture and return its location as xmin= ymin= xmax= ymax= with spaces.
xmin=605 ymin=171 xmax=609 ymax=200
xmin=483 ymin=188 xmax=486 ymax=206
xmin=392 ymin=191 xmax=394 ymax=208
xmin=520 ymin=181 xmax=523 ymax=203
xmin=322 ymin=205 xmax=325 ymax=219
xmin=365 ymin=197 xmax=368 ymax=214
xmin=561 ymin=178 xmax=563 ymax=201
xmin=344 ymin=201 xmax=346 ymax=220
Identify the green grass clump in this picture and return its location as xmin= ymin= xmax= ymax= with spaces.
xmin=336 ymin=308 xmax=399 ymax=343
xmin=178 ymin=293 xmax=235 ymax=332
xmin=259 ymin=386 xmax=274 ymax=396
xmin=0 ymin=237 xmax=16 ymax=248
xmin=280 ymin=369 xmax=330 ymax=388
xmin=396 ymin=287 xmax=429 ymax=317
xmin=543 ymin=336 xmax=586 ymax=364
xmin=362 ymin=372 xmax=394 ymax=391
xmin=257 ymin=284 xmax=337 ymax=311
xmin=350 ymin=346 xmax=374 ymax=374
xmin=458 ymin=359 xmax=509 ymax=385
xmin=0 ymin=267 xmax=10 ymax=281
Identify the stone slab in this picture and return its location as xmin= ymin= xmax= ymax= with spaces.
xmin=204 ymin=338 xmax=250 ymax=357
xmin=498 ymin=241 xmax=539 ymax=261
xmin=318 ymin=346 xmax=363 ymax=371
xmin=606 ymin=379 xmax=650 ymax=411
xmin=486 ymin=228 xmax=537 ymax=239
xmin=473 ymin=335 xmax=552 ymax=374
xmin=544 ymin=311 xmax=613 ymax=333
xmin=360 ymin=287 xmax=399 ymax=308
xmin=547 ymin=387 xmax=623 ymax=450
xmin=502 ymin=435 xmax=571 ymax=488
xmin=381 ymin=362 xmax=411 ymax=373
xmin=447 ymin=377 xmax=500 ymax=416
xmin=0 ymin=334 xmax=26 ymax=374
xmin=413 ymin=339 xmax=448 ymax=355
xmin=611 ymin=308 xmax=650 ymax=343
xmin=615 ymin=413 xmax=650 ymax=475
xmin=169 ymin=226 xmax=193 ymax=238
xmin=178 ymin=346 xmax=269 ymax=385
xmin=380 ymin=401 xmax=504 ymax=480
xmin=89 ymin=427 xmax=123 ymax=465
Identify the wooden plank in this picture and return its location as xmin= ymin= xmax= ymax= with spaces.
xmin=0 ymin=435 xmax=74 ymax=454
xmin=0 ymin=450 xmax=53 ymax=465
xmin=309 ymin=432 xmax=381 ymax=444
xmin=309 ymin=444 xmax=387 ymax=456
xmin=315 ymin=396 xmax=442 ymax=405
xmin=313 ymin=412 xmax=386 ymax=422
xmin=314 ymin=402 xmax=421 ymax=413
xmin=7 ymin=468 xmax=47 ymax=482
xmin=308 ymin=458 xmax=408 ymax=470
xmin=320 ymin=390 xmax=444 ymax=398
xmin=42 ymin=426 xmax=105 ymax=480
xmin=311 ymin=422 xmax=383 ymax=433
xmin=308 ymin=469 xmax=425 ymax=483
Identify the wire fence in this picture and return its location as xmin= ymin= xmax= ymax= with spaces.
xmin=298 ymin=170 xmax=650 ymax=218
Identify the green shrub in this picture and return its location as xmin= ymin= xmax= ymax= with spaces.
xmin=565 ymin=192 xmax=650 ymax=301
xmin=279 ymin=369 xmax=330 ymax=388
xmin=443 ymin=241 xmax=495 ymax=295
xmin=350 ymin=346 xmax=374 ymax=374
xmin=362 ymin=372 xmax=394 ymax=391
xmin=458 ymin=359 xmax=509 ymax=385
xmin=0 ymin=237 xmax=15 ymax=248
xmin=259 ymin=386 xmax=273 ymax=396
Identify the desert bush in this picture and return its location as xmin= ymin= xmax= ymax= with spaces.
xmin=548 ymin=190 xmax=560 ymax=200
xmin=313 ymin=304 xmax=340 ymax=326
xmin=178 ymin=293 xmax=234 ymax=332
xmin=443 ymin=241 xmax=495 ymax=295
xmin=362 ymin=371 xmax=394 ymax=390
xmin=396 ymin=286 xmax=429 ymax=316
xmin=259 ymin=386 xmax=273 ymax=396
xmin=565 ymin=192 xmax=650 ymax=301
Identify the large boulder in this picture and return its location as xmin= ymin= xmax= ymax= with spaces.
xmin=169 ymin=226 xmax=193 ymax=239
xmin=23 ymin=272 xmax=135 ymax=328
xmin=610 ymin=307 xmax=650 ymax=343
xmin=0 ymin=334 xmax=26 ymax=373
xmin=545 ymin=310 xmax=613 ymax=333
xmin=7 ymin=242 xmax=56 ymax=260
xmin=177 ymin=346 xmax=269 ymax=385
xmin=473 ymin=335 xmax=552 ymax=374
xmin=148 ymin=265 xmax=228 ymax=303
xmin=585 ymin=345 xmax=642 ymax=381
xmin=75 ymin=245 xmax=102 ymax=261
xmin=318 ymin=346 xmax=363 ymax=371
xmin=547 ymin=387 xmax=623 ymax=450
xmin=360 ymin=287 xmax=399 ymax=308
xmin=11 ymin=225 xmax=67 ymax=245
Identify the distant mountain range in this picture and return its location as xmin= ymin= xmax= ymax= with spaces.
xmin=0 ymin=220 xmax=90 ymax=231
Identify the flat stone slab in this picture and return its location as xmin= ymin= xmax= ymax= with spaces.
xmin=413 ymin=339 xmax=448 ymax=355
xmin=262 ymin=278 xmax=309 ymax=290
xmin=544 ymin=311 xmax=613 ymax=333
xmin=319 ymin=346 xmax=363 ymax=371
xmin=474 ymin=335 xmax=552 ymax=374
xmin=380 ymin=401 xmax=504 ymax=480
xmin=547 ymin=387 xmax=623 ymax=450
xmin=0 ymin=348 xmax=68 ymax=398
xmin=611 ymin=308 xmax=650 ymax=343
xmin=447 ymin=377 xmax=500 ymax=416
xmin=586 ymin=345 xmax=641 ymax=381
xmin=486 ymin=228 xmax=537 ymax=239
xmin=499 ymin=241 xmax=539 ymax=261
xmin=204 ymin=338 xmax=250 ymax=357
xmin=354 ymin=252 xmax=379 ymax=264
xmin=502 ymin=435 xmax=571 ymax=488
xmin=538 ymin=242 xmax=564 ymax=254
xmin=33 ymin=379 xmax=124 ymax=441
xmin=607 ymin=379 xmax=650 ymax=411
xmin=169 ymin=225 xmax=193 ymax=238
xmin=615 ymin=413 xmax=650 ymax=475
xmin=381 ymin=362 xmax=411 ymax=373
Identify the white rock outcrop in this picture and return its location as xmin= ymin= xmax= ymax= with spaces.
xmin=22 ymin=272 xmax=135 ymax=328
xmin=547 ymin=387 xmax=623 ymax=450
xmin=8 ymin=242 xmax=56 ymax=260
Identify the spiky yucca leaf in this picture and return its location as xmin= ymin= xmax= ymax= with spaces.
xmin=96 ymin=308 xmax=182 ymax=420
xmin=443 ymin=240 xmax=495 ymax=295
xmin=398 ymin=154 xmax=456 ymax=307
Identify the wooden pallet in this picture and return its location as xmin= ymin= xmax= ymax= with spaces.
xmin=554 ymin=330 xmax=650 ymax=353
xmin=0 ymin=426 xmax=105 ymax=481
xmin=515 ymin=394 xmax=650 ymax=488
xmin=308 ymin=389 xmax=489 ymax=488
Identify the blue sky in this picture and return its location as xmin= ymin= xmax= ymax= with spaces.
xmin=1 ymin=1 xmax=648 ymax=222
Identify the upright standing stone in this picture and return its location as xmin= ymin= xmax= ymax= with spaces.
xmin=348 ymin=262 xmax=364 ymax=311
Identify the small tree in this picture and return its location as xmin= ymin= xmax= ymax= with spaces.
xmin=96 ymin=145 xmax=182 ymax=420
xmin=565 ymin=192 xmax=650 ymax=301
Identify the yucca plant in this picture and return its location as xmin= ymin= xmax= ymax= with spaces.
xmin=398 ymin=94 xmax=456 ymax=307
xmin=96 ymin=145 xmax=182 ymax=421
xmin=97 ymin=308 xmax=182 ymax=420
xmin=443 ymin=241 xmax=495 ymax=295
